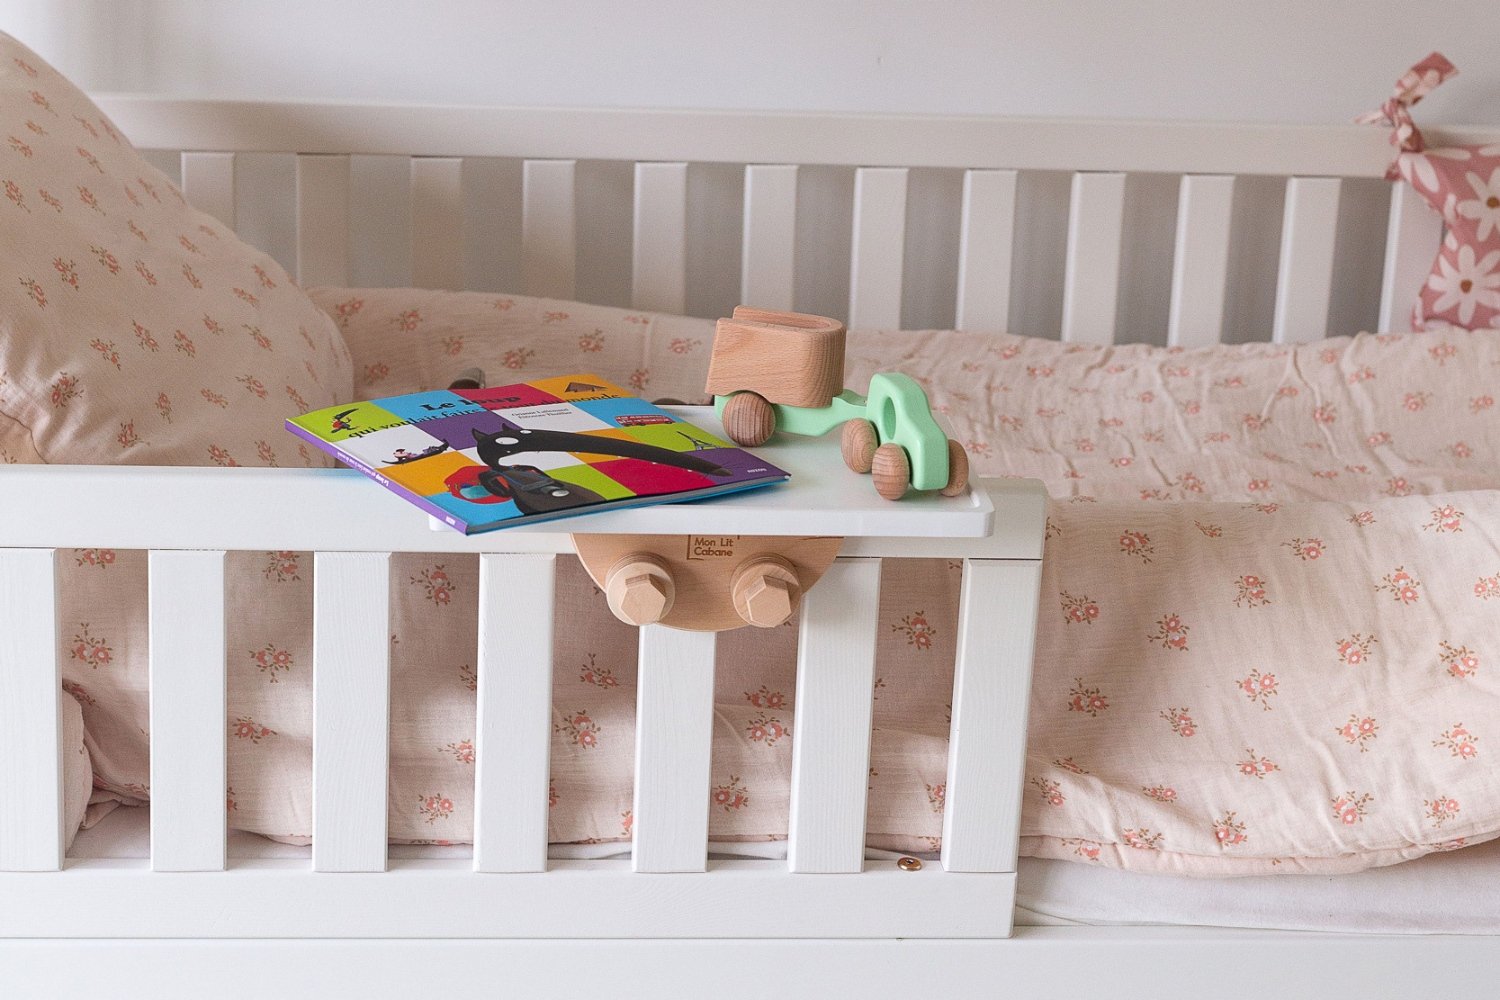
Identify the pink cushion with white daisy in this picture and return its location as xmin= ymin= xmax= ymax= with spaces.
xmin=1360 ymin=53 xmax=1500 ymax=330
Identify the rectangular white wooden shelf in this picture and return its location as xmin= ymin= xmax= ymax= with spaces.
xmin=0 ymin=408 xmax=1044 ymax=559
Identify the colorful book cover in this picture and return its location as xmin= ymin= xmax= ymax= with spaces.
xmin=286 ymin=374 xmax=789 ymax=534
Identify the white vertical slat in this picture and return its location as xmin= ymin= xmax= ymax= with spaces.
xmin=942 ymin=558 xmax=1043 ymax=873
xmin=410 ymin=156 xmax=465 ymax=291
xmin=632 ymin=625 xmax=716 ymax=873
xmin=848 ymin=167 xmax=909 ymax=329
xmin=1272 ymin=176 xmax=1342 ymax=344
xmin=180 ymin=152 xmax=236 ymax=230
xmin=0 ymin=549 xmax=62 ymax=872
xmin=741 ymin=163 xmax=798 ymax=310
xmin=148 ymin=550 xmax=227 ymax=872
xmin=312 ymin=552 xmax=391 ymax=873
xmin=632 ymin=162 xmax=688 ymax=314
xmin=295 ymin=154 xmax=350 ymax=287
xmin=787 ymin=558 xmax=883 ymax=874
xmin=1167 ymin=174 xmax=1236 ymax=348
xmin=1379 ymin=181 xmax=1445 ymax=332
xmin=1060 ymin=172 xmax=1127 ymax=344
xmin=955 ymin=168 xmax=1018 ymax=331
xmin=474 ymin=553 xmax=555 ymax=873
xmin=521 ymin=159 xmax=577 ymax=300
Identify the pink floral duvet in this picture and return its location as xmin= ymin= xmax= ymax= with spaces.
xmin=54 ymin=289 xmax=1500 ymax=875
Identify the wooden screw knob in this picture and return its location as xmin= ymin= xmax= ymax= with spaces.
xmin=731 ymin=555 xmax=801 ymax=628
xmin=604 ymin=554 xmax=675 ymax=626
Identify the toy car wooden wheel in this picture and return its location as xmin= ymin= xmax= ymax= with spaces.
xmin=840 ymin=418 xmax=877 ymax=473
xmin=721 ymin=391 xmax=776 ymax=446
xmin=940 ymin=439 xmax=970 ymax=497
xmin=871 ymin=443 xmax=910 ymax=501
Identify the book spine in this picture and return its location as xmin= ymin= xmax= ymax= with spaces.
xmin=283 ymin=422 xmax=473 ymax=534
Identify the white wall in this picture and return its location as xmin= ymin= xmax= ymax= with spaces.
xmin=8 ymin=0 xmax=1497 ymax=124
xmin=4 ymin=0 xmax=1491 ymax=339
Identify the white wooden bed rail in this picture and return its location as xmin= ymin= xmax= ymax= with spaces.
xmin=98 ymin=97 xmax=1500 ymax=342
xmin=0 ymin=454 xmax=1045 ymax=939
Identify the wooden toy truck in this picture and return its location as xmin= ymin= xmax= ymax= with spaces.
xmin=705 ymin=307 xmax=969 ymax=500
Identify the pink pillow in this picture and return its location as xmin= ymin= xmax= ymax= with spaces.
xmin=1359 ymin=53 xmax=1500 ymax=331
xmin=0 ymin=33 xmax=351 ymax=467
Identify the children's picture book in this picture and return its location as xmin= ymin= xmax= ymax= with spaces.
xmin=286 ymin=374 xmax=789 ymax=534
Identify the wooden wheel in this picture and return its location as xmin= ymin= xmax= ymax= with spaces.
xmin=721 ymin=391 xmax=776 ymax=446
xmin=939 ymin=439 xmax=970 ymax=497
xmin=871 ymin=443 xmax=910 ymax=501
xmin=840 ymin=418 xmax=878 ymax=473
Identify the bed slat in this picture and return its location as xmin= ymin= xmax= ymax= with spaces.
xmin=942 ymin=559 xmax=1042 ymax=873
xmin=1378 ymin=180 xmax=1444 ymax=332
xmin=0 ymin=549 xmax=62 ymax=872
xmin=473 ymin=553 xmax=556 ymax=873
xmin=1167 ymin=174 xmax=1235 ymax=348
xmin=632 ymin=625 xmax=716 ymax=873
xmin=180 ymin=151 xmax=236 ymax=230
xmin=148 ymin=550 xmax=227 ymax=872
xmin=741 ymin=164 xmax=798 ymax=311
xmin=522 ymin=159 xmax=577 ymax=300
xmin=1061 ymin=171 xmax=1126 ymax=344
xmin=787 ymin=558 xmax=883 ymax=874
xmin=294 ymin=154 xmax=350 ymax=287
xmin=410 ymin=156 xmax=465 ymax=291
xmin=312 ymin=552 xmax=391 ymax=873
xmin=848 ymin=167 xmax=908 ymax=329
xmin=1272 ymin=176 xmax=1342 ymax=344
xmin=632 ymin=162 xmax=689 ymax=314
xmin=955 ymin=169 xmax=1018 ymax=331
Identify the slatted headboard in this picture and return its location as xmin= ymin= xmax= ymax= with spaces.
xmin=95 ymin=97 xmax=1500 ymax=344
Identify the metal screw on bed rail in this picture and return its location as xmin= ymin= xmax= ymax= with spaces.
xmin=897 ymin=856 xmax=922 ymax=872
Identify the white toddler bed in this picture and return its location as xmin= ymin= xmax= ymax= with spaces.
xmin=4 ymin=93 xmax=1500 ymax=997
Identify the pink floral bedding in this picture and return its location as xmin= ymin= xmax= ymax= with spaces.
xmin=54 ymin=289 xmax=1500 ymax=875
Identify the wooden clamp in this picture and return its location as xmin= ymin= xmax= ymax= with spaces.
xmin=572 ymin=533 xmax=843 ymax=631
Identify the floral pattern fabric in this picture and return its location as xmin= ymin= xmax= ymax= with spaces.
xmin=54 ymin=285 xmax=1500 ymax=875
xmin=1359 ymin=52 xmax=1500 ymax=331
xmin=0 ymin=32 xmax=350 ymax=467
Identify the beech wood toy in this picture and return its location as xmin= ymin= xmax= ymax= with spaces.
xmin=573 ymin=533 xmax=843 ymax=630
xmin=705 ymin=306 xmax=970 ymax=500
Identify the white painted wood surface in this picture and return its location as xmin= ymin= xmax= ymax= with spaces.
xmin=0 ymin=859 xmax=1013 ymax=940
xmin=0 ymin=549 xmax=62 ymax=872
xmin=12 ymin=924 xmax=1500 ymax=1000
xmin=632 ymin=626 xmax=716 ymax=873
xmin=179 ymin=151 xmax=236 ymax=229
xmin=106 ymin=96 xmax=1500 ymax=178
xmin=1378 ymin=180 xmax=1445 ymax=332
xmin=148 ymin=550 xmax=227 ymax=873
xmin=474 ymin=553 xmax=555 ymax=873
xmin=787 ymin=558 xmax=883 ymax=874
xmin=312 ymin=552 xmax=392 ymax=873
xmin=942 ymin=558 xmax=1043 ymax=873
xmin=521 ymin=159 xmax=577 ymax=299
xmin=955 ymin=168 xmax=1018 ymax=331
xmin=631 ymin=162 xmax=689 ymax=314
xmin=1060 ymin=171 xmax=1126 ymax=344
xmin=0 ymin=423 xmax=1038 ymax=555
xmin=741 ymin=163 xmax=798 ymax=310
xmin=1167 ymin=174 xmax=1235 ymax=348
xmin=294 ymin=153 xmax=350 ymax=286
xmin=848 ymin=167 xmax=908 ymax=329
xmin=1272 ymin=176 xmax=1342 ymax=344
xmin=409 ymin=156 xmax=465 ymax=291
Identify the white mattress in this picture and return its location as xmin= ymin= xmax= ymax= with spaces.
xmin=73 ymin=807 xmax=1499 ymax=934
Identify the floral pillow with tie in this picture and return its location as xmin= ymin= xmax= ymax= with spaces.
xmin=1360 ymin=53 xmax=1500 ymax=330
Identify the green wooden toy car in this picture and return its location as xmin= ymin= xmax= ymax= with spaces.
xmin=705 ymin=307 xmax=969 ymax=500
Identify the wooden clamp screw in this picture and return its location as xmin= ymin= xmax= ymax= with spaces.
xmin=604 ymin=553 xmax=676 ymax=626
xmin=730 ymin=555 xmax=801 ymax=628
